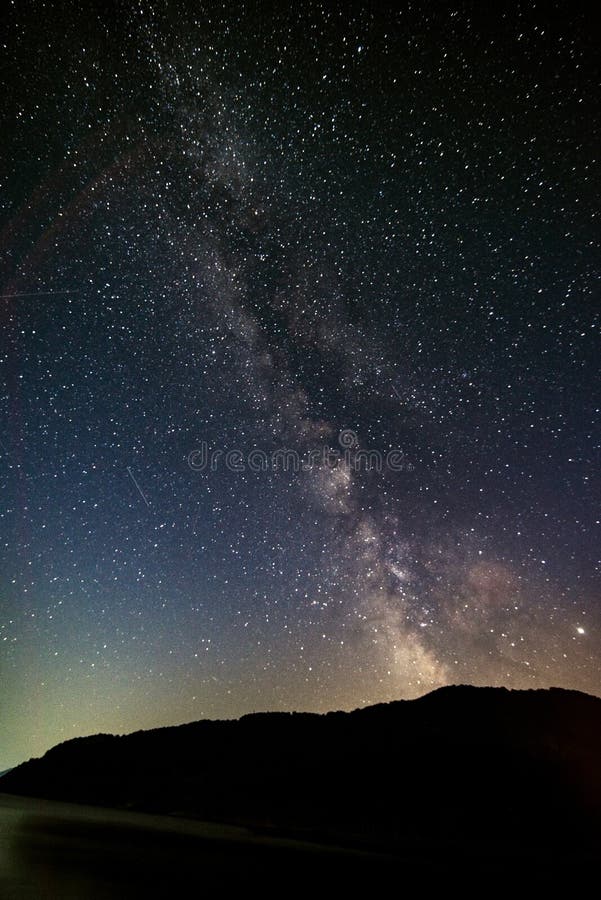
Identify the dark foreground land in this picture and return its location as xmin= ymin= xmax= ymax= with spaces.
xmin=0 ymin=792 xmax=596 ymax=897
xmin=2 ymin=686 xmax=600 ymax=892
xmin=0 ymin=793 xmax=404 ymax=897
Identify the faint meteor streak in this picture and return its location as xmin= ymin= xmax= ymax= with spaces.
xmin=0 ymin=289 xmax=81 ymax=299
xmin=127 ymin=466 xmax=151 ymax=508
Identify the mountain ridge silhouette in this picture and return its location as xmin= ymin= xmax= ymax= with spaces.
xmin=3 ymin=684 xmax=600 ymax=855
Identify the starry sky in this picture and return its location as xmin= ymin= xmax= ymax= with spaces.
xmin=1 ymin=1 xmax=599 ymax=769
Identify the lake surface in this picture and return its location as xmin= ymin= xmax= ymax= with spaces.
xmin=0 ymin=793 xmax=392 ymax=897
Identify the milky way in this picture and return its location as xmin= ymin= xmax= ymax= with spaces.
xmin=1 ymin=2 xmax=599 ymax=768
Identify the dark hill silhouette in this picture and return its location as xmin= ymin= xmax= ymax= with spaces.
xmin=3 ymin=685 xmax=600 ymax=859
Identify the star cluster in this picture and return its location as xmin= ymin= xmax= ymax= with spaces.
xmin=0 ymin=2 xmax=598 ymax=768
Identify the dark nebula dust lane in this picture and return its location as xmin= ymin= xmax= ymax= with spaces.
xmin=0 ymin=2 xmax=599 ymax=768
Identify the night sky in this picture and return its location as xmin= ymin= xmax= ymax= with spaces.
xmin=1 ymin=1 xmax=599 ymax=770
